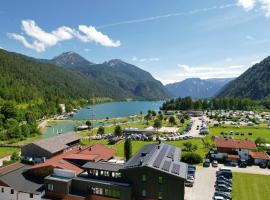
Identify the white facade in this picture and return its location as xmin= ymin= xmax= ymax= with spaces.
xmin=0 ymin=186 xmax=44 ymax=200
xmin=236 ymin=148 xmax=250 ymax=160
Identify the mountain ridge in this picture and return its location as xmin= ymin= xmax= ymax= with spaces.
xmin=217 ymin=57 xmax=270 ymax=99
xmin=166 ymin=78 xmax=233 ymax=99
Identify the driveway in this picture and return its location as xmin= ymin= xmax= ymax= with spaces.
xmin=185 ymin=167 xmax=216 ymax=200
xmin=186 ymin=117 xmax=203 ymax=138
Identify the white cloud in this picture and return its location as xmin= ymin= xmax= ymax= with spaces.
xmin=237 ymin=0 xmax=256 ymax=10
xmin=132 ymin=56 xmax=160 ymax=62
xmin=260 ymin=0 xmax=270 ymax=17
xmin=8 ymin=19 xmax=121 ymax=52
xmin=76 ymin=25 xmax=121 ymax=47
xmin=237 ymin=0 xmax=270 ymax=17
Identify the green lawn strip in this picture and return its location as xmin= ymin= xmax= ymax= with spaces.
xmin=0 ymin=147 xmax=19 ymax=158
xmin=233 ymin=173 xmax=270 ymax=200
xmin=208 ymin=126 xmax=270 ymax=142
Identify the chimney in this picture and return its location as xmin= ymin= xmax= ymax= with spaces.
xmin=140 ymin=159 xmax=143 ymax=165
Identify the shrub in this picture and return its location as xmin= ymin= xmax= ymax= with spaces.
xmin=181 ymin=152 xmax=202 ymax=164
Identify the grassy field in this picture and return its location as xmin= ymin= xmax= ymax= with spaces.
xmin=81 ymin=138 xmax=208 ymax=159
xmin=0 ymin=147 xmax=19 ymax=158
xmin=233 ymin=173 xmax=270 ymax=200
xmin=208 ymin=126 xmax=270 ymax=142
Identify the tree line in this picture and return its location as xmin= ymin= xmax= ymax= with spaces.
xmin=160 ymin=96 xmax=269 ymax=111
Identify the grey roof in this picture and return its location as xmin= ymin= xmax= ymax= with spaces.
xmin=82 ymin=162 xmax=124 ymax=172
xmin=122 ymin=143 xmax=187 ymax=180
xmin=33 ymin=132 xmax=81 ymax=154
xmin=0 ymin=164 xmax=44 ymax=194
xmin=73 ymin=176 xmax=130 ymax=188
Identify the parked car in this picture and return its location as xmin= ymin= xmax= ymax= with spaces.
xmin=212 ymin=160 xmax=218 ymax=167
xmin=214 ymin=192 xmax=232 ymax=200
xmin=215 ymin=185 xmax=232 ymax=192
xmin=203 ymin=159 xmax=211 ymax=167
xmin=216 ymin=180 xmax=232 ymax=187
xmin=230 ymin=161 xmax=238 ymax=167
xmin=216 ymin=176 xmax=232 ymax=183
xmin=213 ymin=196 xmax=229 ymax=200
xmin=185 ymin=178 xmax=194 ymax=187
xmin=259 ymin=163 xmax=267 ymax=169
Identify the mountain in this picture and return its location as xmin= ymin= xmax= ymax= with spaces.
xmin=217 ymin=57 xmax=270 ymax=100
xmin=51 ymin=52 xmax=169 ymax=100
xmin=0 ymin=49 xmax=107 ymax=103
xmin=165 ymin=78 xmax=233 ymax=99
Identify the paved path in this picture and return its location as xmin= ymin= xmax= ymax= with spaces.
xmin=185 ymin=167 xmax=216 ymax=200
xmin=186 ymin=117 xmax=204 ymax=138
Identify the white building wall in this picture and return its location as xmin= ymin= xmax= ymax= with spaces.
xmin=0 ymin=186 xmax=44 ymax=200
xmin=236 ymin=149 xmax=249 ymax=160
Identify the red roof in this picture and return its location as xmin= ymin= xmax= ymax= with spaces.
xmin=29 ymin=143 xmax=116 ymax=175
xmin=215 ymin=138 xmax=256 ymax=150
xmin=0 ymin=163 xmax=24 ymax=175
xmin=64 ymin=143 xmax=116 ymax=162
xmin=250 ymin=152 xmax=270 ymax=160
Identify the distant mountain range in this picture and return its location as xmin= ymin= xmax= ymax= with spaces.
xmin=217 ymin=57 xmax=270 ymax=100
xmin=165 ymin=78 xmax=233 ymax=99
xmin=0 ymin=50 xmax=169 ymax=105
xmin=50 ymin=52 xmax=169 ymax=100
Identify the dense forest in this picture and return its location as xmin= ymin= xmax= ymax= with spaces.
xmin=161 ymin=96 xmax=270 ymax=111
xmin=218 ymin=56 xmax=270 ymax=99
xmin=0 ymin=101 xmax=40 ymax=142
xmin=51 ymin=52 xmax=169 ymax=100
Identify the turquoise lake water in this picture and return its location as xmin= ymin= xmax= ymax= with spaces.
xmin=43 ymin=101 xmax=163 ymax=138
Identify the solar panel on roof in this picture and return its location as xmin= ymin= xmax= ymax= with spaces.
xmin=171 ymin=163 xmax=180 ymax=175
xmin=162 ymin=160 xmax=172 ymax=171
xmin=167 ymin=147 xmax=176 ymax=159
xmin=153 ymin=145 xmax=169 ymax=168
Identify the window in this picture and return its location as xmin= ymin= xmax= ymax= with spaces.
xmin=142 ymin=174 xmax=146 ymax=182
xmin=11 ymin=189 xmax=14 ymax=194
xmin=142 ymin=189 xmax=146 ymax=197
xmin=1 ymin=188 xmax=3 ymax=193
xmin=158 ymin=192 xmax=163 ymax=200
xmin=158 ymin=176 xmax=163 ymax=184
xmin=30 ymin=193 xmax=33 ymax=198
xmin=48 ymin=184 xmax=54 ymax=191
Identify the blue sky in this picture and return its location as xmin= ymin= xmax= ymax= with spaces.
xmin=1 ymin=0 xmax=270 ymax=84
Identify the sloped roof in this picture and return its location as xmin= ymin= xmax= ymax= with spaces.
xmin=33 ymin=132 xmax=81 ymax=154
xmin=0 ymin=164 xmax=44 ymax=194
xmin=122 ymin=143 xmax=187 ymax=180
xmin=0 ymin=162 xmax=24 ymax=175
xmin=215 ymin=138 xmax=256 ymax=150
xmin=30 ymin=143 xmax=116 ymax=175
xmin=250 ymin=151 xmax=270 ymax=160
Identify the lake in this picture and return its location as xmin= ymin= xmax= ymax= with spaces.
xmin=43 ymin=101 xmax=163 ymax=138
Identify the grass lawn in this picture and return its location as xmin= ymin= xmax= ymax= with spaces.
xmin=233 ymin=173 xmax=270 ymax=200
xmin=0 ymin=147 xmax=19 ymax=158
xmin=81 ymin=138 xmax=208 ymax=160
xmin=208 ymin=126 xmax=270 ymax=142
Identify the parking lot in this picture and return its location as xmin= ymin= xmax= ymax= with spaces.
xmin=185 ymin=165 xmax=270 ymax=200
xmin=185 ymin=167 xmax=216 ymax=200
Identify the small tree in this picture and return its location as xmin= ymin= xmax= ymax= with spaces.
xmin=11 ymin=152 xmax=20 ymax=162
xmin=169 ymin=116 xmax=176 ymax=125
xmin=153 ymin=119 xmax=162 ymax=134
xmin=181 ymin=152 xmax=202 ymax=164
xmin=124 ymin=139 xmax=132 ymax=161
xmin=114 ymin=125 xmax=122 ymax=136
xmin=183 ymin=142 xmax=198 ymax=152
xmin=97 ymin=126 xmax=105 ymax=135
xmin=180 ymin=118 xmax=185 ymax=124
xmin=86 ymin=120 xmax=92 ymax=127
